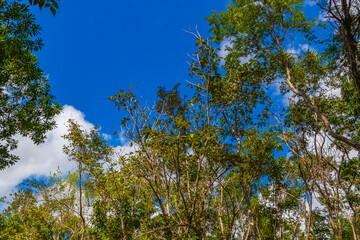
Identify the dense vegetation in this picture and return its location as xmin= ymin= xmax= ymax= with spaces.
xmin=1 ymin=0 xmax=360 ymax=239
xmin=0 ymin=0 xmax=61 ymax=169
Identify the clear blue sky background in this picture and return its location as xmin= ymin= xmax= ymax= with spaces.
xmin=34 ymin=0 xmax=229 ymax=144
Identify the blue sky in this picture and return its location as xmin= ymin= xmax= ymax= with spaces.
xmin=0 ymin=0 xmax=325 ymax=204
xmin=34 ymin=0 xmax=229 ymax=143
xmin=0 ymin=0 xmax=231 ymax=202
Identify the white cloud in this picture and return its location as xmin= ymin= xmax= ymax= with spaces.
xmin=218 ymin=37 xmax=235 ymax=61
xmin=114 ymin=143 xmax=135 ymax=156
xmin=287 ymin=44 xmax=314 ymax=56
xmin=0 ymin=105 xmax=94 ymax=200
xmin=268 ymin=79 xmax=294 ymax=106
xmin=102 ymin=133 xmax=112 ymax=141
xmin=219 ymin=37 xmax=254 ymax=65
xmin=282 ymin=90 xmax=294 ymax=106
xmin=318 ymin=11 xmax=328 ymax=22
xmin=0 ymin=104 xmax=135 ymax=210
xmin=304 ymin=0 xmax=317 ymax=6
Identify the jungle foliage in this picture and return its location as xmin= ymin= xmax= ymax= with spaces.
xmin=1 ymin=0 xmax=360 ymax=239
xmin=0 ymin=0 xmax=61 ymax=169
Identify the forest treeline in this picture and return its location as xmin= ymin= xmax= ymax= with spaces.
xmin=1 ymin=0 xmax=360 ymax=239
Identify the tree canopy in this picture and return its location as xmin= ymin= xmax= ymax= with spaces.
xmin=0 ymin=0 xmax=61 ymax=169
xmin=1 ymin=0 xmax=360 ymax=239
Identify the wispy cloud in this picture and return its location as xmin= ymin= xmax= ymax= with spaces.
xmin=304 ymin=0 xmax=317 ymax=6
xmin=218 ymin=37 xmax=235 ymax=61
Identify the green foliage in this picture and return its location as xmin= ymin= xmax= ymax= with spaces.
xmin=0 ymin=171 xmax=89 ymax=239
xmin=28 ymin=0 xmax=59 ymax=15
xmin=0 ymin=0 xmax=61 ymax=169
xmin=2 ymin=0 xmax=360 ymax=239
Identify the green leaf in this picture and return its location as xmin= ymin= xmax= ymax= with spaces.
xmin=50 ymin=6 xmax=56 ymax=16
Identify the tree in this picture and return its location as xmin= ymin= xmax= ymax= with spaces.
xmin=0 ymin=171 xmax=91 ymax=239
xmin=0 ymin=0 xmax=61 ymax=169
xmin=107 ymin=32 xmax=289 ymax=239
xmin=207 ymin=0 xmax=360 ymax=239
xmin=27 ymin=0 xmax=59 ymax=15
xmin=63 ymin=120 xmax=153 ymax=239
xmin=207 ymin=0 xmax=360 ymax=152
xmin=317 ymin=0 xmax=360 ymax=101
xmin=3 ymin=1 xmax=360 ymax=239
